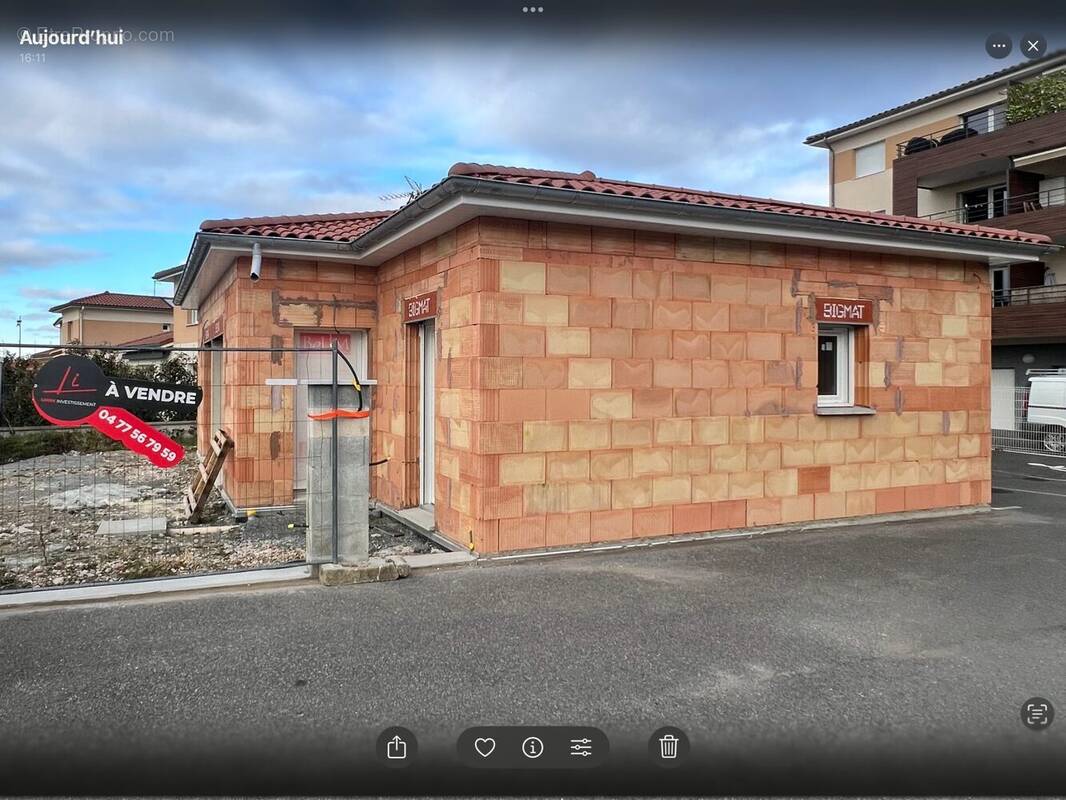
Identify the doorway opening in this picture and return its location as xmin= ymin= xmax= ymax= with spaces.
xmin=418 ymin=320 xmax=436 ymax=511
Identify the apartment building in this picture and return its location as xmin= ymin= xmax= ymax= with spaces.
xmin=806 ymin=51 xmax=1066 ymax=387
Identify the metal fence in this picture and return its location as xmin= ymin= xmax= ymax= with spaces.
xmin=991 ymin=384 xmax=1066 ymax=455
xmin=0 ymin=342 xmax=350 ymax=592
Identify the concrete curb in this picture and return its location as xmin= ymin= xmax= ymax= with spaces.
xmin=0 ymin=564 xmax=314 ymax=610
xmin=405 ymin=551 xmax=477 ymax=570
xmin=477 ymin=504 xmax=995 ymax=565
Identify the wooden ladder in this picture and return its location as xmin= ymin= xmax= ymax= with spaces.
xmin=184 ymin=429 xmax=233 ymax=523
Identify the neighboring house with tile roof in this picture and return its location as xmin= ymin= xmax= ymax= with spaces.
xmin=173 ymin=161 xmax=1057 ymax=554
xmin=804 ymin=50 xmax=1066 ymax=389
xmin=49 ymin=291 xmax=175 ymax=348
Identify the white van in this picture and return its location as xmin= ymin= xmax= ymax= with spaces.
xmin=1026 ymin=371 xmax=1066 ymax=453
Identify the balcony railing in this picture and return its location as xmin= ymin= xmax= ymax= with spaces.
xmin=993 ymin=283 xmax=1066 ymax=308
xmin=895 ymin=108 xmax=1009 ymax=159
xmin=921 ymin=186 xmax=1066 ymax=225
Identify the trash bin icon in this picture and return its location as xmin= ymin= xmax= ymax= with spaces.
xmin=658 ymin=734 xmax=679 ymax=759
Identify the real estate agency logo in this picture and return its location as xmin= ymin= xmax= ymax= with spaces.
xmin=31 ymin=356 xmax=107 ymax=423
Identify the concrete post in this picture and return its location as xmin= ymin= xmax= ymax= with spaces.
xmin=307 ymin=384 xmax=369 ymax=564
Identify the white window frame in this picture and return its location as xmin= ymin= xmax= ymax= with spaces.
xmin=964 ymin=103 xmax=1006 ymax=134
xmin=854 ymin=141 xmax=886 ymax=178
xmin=959 ymin=184 xmax=1006 ymax=221
xmin=817 ymin=325 xmax=854 ymax=408
xmin=187 ymin=308 xmax=199 ymax=325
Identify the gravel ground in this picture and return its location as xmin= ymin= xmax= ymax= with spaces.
xmin=0 ymin=449 xmax=439 ymax=590
xmin=0 ymin=448 xmax=296 ymax=589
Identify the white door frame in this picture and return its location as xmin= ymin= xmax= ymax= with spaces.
xmin=418 ymin=320 xmax=436 ymax=508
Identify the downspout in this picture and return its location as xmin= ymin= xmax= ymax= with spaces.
xmin=827 ymin=141 xmax=836 ymax=208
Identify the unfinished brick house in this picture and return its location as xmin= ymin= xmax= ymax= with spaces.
xmin=173 ymin=163 xmax=1057 ymax=552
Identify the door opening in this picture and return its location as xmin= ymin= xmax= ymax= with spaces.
xmin=419 ymin=320 xmax=436 ymax=510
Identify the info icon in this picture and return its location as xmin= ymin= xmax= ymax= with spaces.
xmin=376 ymin=726 xmax=418 ymax=767
xmin=1021 ymin=698 xmax=1054 ymax=731
xmin=649 ymin=726 xmax=690 ymax=767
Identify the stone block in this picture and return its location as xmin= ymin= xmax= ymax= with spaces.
xmin=548 ymin=327 xmax=591 ymax=356
xmin=319 ymin=557 xmax=410 ymax=586
xmin=612 ymin=419 xmax=654 ymax=448
xmin=569 ymin=420 xmax=611 ymax=450
xmin=499 ymin=453 xmax=546 ymax=485
xmin=590 ymin=390 xmax=633 ymax=419
xmin=523 ymin=421 xmax=567 ymax=452
xmin=569 ymin=358 xmax=613 ymax=388
xmin=500 ymin=260 xmax=546 ymax=294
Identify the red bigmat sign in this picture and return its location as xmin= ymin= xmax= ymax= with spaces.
xmin=815 ymin=297 xmax=874 ymax=324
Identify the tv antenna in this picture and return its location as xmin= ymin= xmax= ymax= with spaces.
xmin=380 ymin=176 xmax=424 ymax=205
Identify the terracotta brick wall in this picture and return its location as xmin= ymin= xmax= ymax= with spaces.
xmin=435 ymin=217 xmax=990 ymax=553
xmin=192 ymin=216 xmax=992 ymax=552
xmin=196 ymin=257 xmax=377 ymax=509
xmin=370 ymin=222 xmax=481 ymax=545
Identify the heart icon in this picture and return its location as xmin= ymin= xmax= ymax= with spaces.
xmin=474 ymin=737 xmax=496 ymax=757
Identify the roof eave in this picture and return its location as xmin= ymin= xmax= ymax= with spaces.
xmin=350 ymin=176 xmax=1056 ymax=265
xmin=173 ymin=230 xmax=367 ymax=305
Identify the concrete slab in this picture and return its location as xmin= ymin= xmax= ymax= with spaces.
xmin=95 ymin=517 xmax=168 ymax=537
xmin=397 ymin=505 xmax=435 ymax=532
xmin=404 ymin=551 xmax=476 ymax=570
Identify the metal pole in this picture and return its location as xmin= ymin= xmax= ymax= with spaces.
xmin=330 ymin=339 xmax=339 ymax=564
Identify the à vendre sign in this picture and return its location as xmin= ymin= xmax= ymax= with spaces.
xmin=32 ymin=356 xmax=203 ymax=468
xmin=815 ymin=297 xmax=874 ymax=325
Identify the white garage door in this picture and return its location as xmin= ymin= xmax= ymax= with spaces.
xmin=991 ymin=368 xmax=1017 ymax=431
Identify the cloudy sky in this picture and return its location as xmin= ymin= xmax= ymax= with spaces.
xmin=1 ymin=2 xmax=1062 ymax=343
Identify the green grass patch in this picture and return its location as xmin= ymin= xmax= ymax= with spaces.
xmin=0 ymin=428 xmax=196 ymax=465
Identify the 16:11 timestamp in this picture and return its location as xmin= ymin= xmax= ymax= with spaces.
xmin=20 ymin=52 xmax=46 ymax=63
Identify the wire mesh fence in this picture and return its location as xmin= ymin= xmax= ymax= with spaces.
xmin=0 ymin=343 xmax=342 ymax=591
xmin=991 ymin=383 xmax=1066 ymax=456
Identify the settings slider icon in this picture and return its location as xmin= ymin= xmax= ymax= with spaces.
xmin=569 ymin=737 xmax=593 ymax=757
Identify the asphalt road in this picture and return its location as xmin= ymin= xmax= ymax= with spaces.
xmin=2 ymin=450 xmax=1065 ymax=794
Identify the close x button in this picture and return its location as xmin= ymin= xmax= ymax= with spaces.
xmin=458 ymin=726 xmax=609 ymax=769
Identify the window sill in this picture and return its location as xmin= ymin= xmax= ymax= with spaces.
xmin=815 ymin=405 xmax=876 ymax=417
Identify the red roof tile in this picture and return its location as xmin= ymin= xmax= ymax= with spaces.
xmin=447 ymin=163 xmax=1053 ymax=246
xmin=49 ymin=292 xmax=174 ymax=313
xmin=116 ymin=330 xmax=174 ymax=348
xmin=195 ymin=164 xmax=1052 ymax=247
xmin=200 ymin=210 xmax=392 ymax=241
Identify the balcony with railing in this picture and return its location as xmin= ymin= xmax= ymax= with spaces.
xmin=892 ymin=108 xmax=1066 ymax=217
xmin=923 ymin=186 xmax=1066 ymax=224
xmin=993 ymin=283 xmax=1066 ymax=343
xmin=895 ymin=108 xmax=1008 ymax=159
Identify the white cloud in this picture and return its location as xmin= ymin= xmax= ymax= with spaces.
xmin=0 ymin=39 xmax=839 ymax=271
xmin=0 ymin=239 xmax=98 ymax=272
xmin=17 ymin=286 xmax=98 ymax=303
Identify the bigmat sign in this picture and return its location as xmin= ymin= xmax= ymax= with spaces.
xmin=32 ymin=356 xmax=202 ymax=468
